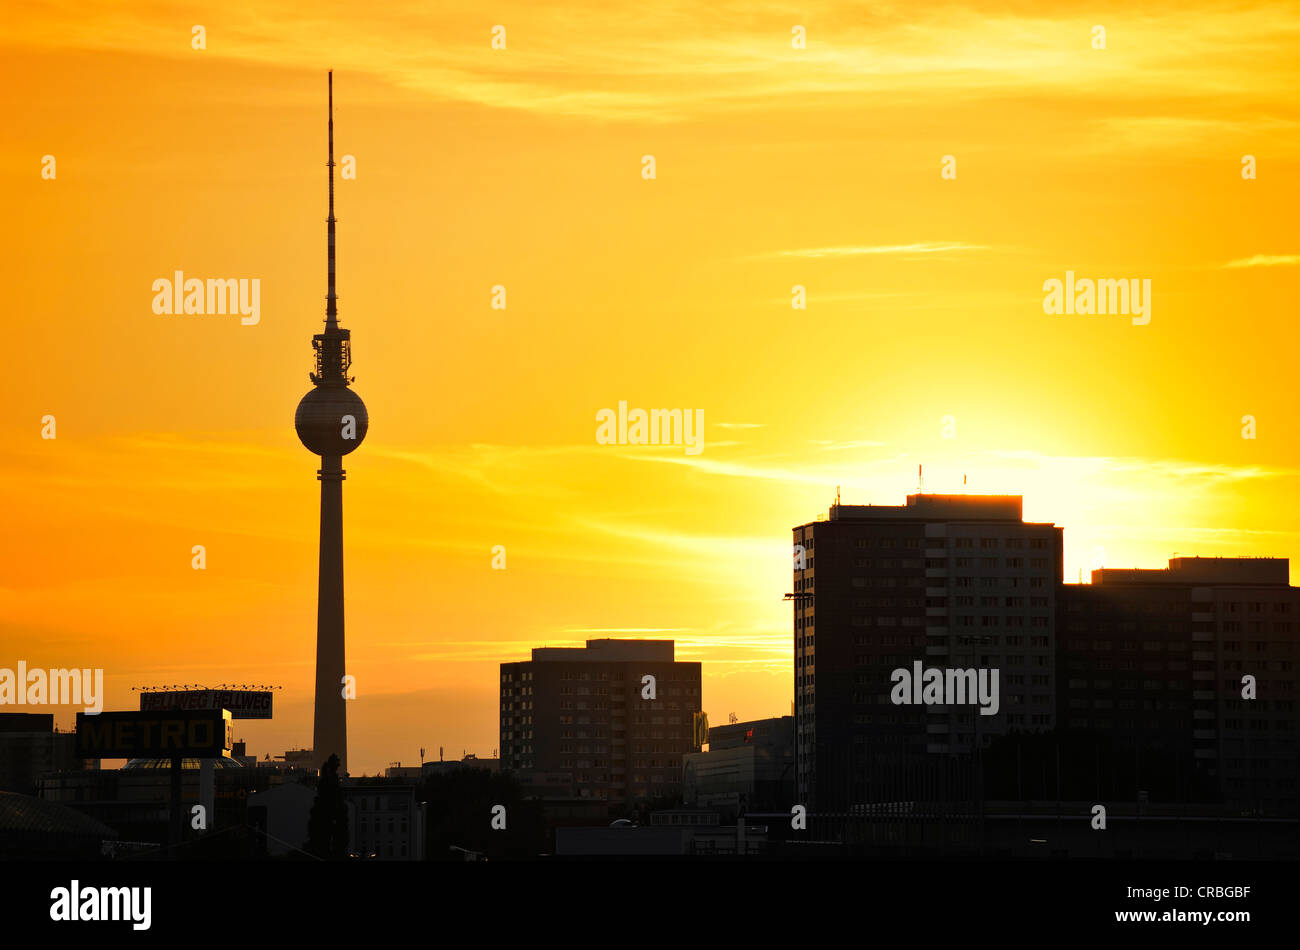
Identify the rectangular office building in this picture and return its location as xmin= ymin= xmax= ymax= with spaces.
xmin=501 ymin=639 xmax=702 ymax=807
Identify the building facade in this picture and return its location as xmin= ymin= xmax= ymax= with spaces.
xmin=344 ymin=783 xmax=425 ymax=860
xmin=500 ymin=639 xmax=702 ymax=807
xmin=1059 ymin=557 xmax=1299 ymax=814
xmin=792 ymin=494 xmax=1063 ymax=809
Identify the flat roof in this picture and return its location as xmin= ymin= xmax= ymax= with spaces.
xmin=822 ymin=493 xmax=1030 ymax=523
xmin=1093 ymin=557 xmax=1290 ymax=587
xmin=529 ymin=638 xmax=676 ymax=663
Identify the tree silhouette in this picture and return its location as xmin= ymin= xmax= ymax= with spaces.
xmin=306 ymin=753 xmax=350 ymax=859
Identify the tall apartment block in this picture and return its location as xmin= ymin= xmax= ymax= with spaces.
xmin=500 ymin=639 xmax=702 ymax=807
xmin=1059 ymin=557 xmax=1299 ymax=814
xmin=792 ymin=495 xmax=1064 ymax=809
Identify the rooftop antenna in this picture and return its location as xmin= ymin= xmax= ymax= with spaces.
xmin=917 ymin=464 xmax=924 ymax=494
xmin=835 ymin=485 xmax=841 ymax=506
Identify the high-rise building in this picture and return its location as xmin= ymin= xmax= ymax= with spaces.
xmin=792 ymin=494 xmax=1063 ymax=809
xmin=500 ymin=639 xmax=702 ymax=807
xmin=1059 ymin=557 xmax=1299 ymax=813
xmin=294 ymin=72 xmax=368 ymax=775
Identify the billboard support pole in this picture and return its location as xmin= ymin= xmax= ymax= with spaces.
xmin=169 ymin=754 xmax=184 ymax=848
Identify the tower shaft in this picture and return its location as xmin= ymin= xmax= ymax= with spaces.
xmin=312 ymin=456 xmax=347 ymax=773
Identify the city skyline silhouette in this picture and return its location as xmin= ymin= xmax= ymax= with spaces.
xmin=5 ymin=8 xmax=1300 ymax=942
xmin=3 ymin=3 xmax=1298 ymax=782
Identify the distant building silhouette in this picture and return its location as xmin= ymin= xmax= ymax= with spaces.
xmin=415 ymin=753 xmax=500 ymax=779
xmin=0 ymin=714 xmax=85 ymax=796
xmin=245 ymin=783 xmax=316 ymax=857
xmin=500 ymin=639 xmax=701 ymax=807
xmin=344 ymin=784 xmax=424 ymax=860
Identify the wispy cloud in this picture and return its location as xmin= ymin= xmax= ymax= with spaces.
xmin=751 ymin=242 xmax=990 ymax=261
xmin=1221 ymin=254 xmax=1300 ymax=269
xmin=981 ymin=450 xmax=1289 ymax=483
xmin=10 ymin=1 xmax=1300 ymax=127
xmin=1085 ymin=115 xmax=1300 ymax=156
xmin=809 ymin=439 xmax=891 ymax=451
xmin=617 ymin=451 xmax=871 ymax=484
xmin=560 ymin=627 xmax=688 ymax=634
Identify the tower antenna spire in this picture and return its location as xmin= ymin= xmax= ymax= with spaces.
xmin=326 ymin=69 xmax=337 ymax=330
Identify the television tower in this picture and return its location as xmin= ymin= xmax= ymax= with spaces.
xmin=294 ymin=71 xmax=368 ymax=775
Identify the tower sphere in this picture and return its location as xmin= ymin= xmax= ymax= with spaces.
xmin=295 ymin=385 xmax=368 ymax=456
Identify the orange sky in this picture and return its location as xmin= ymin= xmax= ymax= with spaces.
xmin=2 ymin=1 xmax=1298 ymax=774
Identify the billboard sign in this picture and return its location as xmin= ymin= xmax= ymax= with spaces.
xmin=692 ymin=711 xmax=709 ymax=750
xmin=139 ymin=689 xmax=273 ymax=720
xmin=75 ymin=710 xmax=233 ymax=758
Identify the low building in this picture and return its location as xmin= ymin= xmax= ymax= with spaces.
xmin=423 ymin=753 xmax=500 ymax=776
xmin=40 ymin=757 xmax=259 ymax=846
xmin=343 ymin=783 xmax=425 ymax=860
xmin=245 ymin=782 xmax=316 ymax=857
xmin=682 ymin=717 xmax=794 ymax=817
